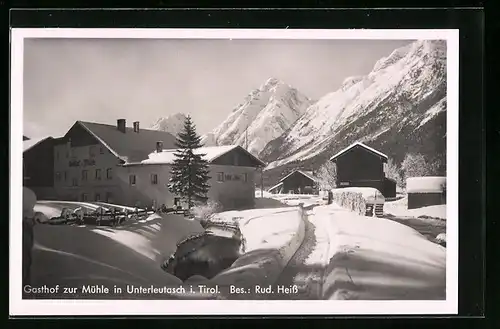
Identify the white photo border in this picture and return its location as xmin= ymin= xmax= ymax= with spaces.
xmin=10 ymin=28 xmax=459 ymax=316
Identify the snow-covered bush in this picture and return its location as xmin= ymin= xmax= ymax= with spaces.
xmin=385 ymin=158 xmax=403 ymax=188
xmin=331 ymin=189 xmax=367 ymax=216
xmin=190 ymin=200 xmax=223 ymax=228
xmin=435 ymin=233 xmax=446 ymax=247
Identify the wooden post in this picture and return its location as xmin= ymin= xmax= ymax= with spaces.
xmin=260 ymin=166 xmax=264 ymax=198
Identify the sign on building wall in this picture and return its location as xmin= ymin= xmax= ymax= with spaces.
xmin=68 ymin=159 xmax=96 ymax=167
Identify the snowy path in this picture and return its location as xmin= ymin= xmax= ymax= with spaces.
xmin=271 ymin=205 xmax=331 ymax=300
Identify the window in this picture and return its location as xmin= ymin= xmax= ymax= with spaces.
xmin=95 ymin=169 xmax=102 ymax=180
xmin=99 ymin=146 xmax=105 ymax=154
xmin=129 ymin=174 xmax=136 ymax=186
xmin=89 ymin=146 xmax=96 ymax=157
xmin=64 ymin=171 xmax=68 ymax=181
xmin=233 ymin=174 xmax=241 ymax=181
xmin=243 ymin=173 xmax=248 ymax=182
xmin=105 ymin=192 xmax=113 ymax=202
xmin=55 ymin=172 xmax=61 ymax=181
xmin=95 ymin=193 xmax=101 ymax=201
xmin=217 ymin=172 xmax=224 ymax=182
xmin=225 ymin=174 xmax=232 ymax=181
xmin=72 ymin=178 xmax=78 ymax=186
xmin=106 ymin=168 xmax=113 ymax=180
xmin=81 ymin=170 xmax=88 ymax=181
xmin=81 ymin=193 xmax=88 ymax=202
xmin=151 ymin=174 xmax=158 ymax=185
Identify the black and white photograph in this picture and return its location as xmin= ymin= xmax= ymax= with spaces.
xmin=10 ymin=28 xmax=459 ymax=316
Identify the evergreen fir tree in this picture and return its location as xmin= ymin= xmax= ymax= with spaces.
xmin=167 ymin=115 xmax=211 ymax=209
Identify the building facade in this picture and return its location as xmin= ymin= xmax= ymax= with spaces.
xmin=23 ymin=137 xmax=57 ymax=199
xmin=121 ymin=146 xmax=265 ymax=210
xmin=330 ymin=142 xmax=396 ymax=198
xmin=51 ymin=119 xmax=177 ymax=204
xmin=34 ymin=119 xmax=265 ymax=209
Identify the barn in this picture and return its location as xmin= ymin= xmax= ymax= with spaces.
xmin=329 ymin=142 xmax=396 ymax=198
xmin=269 ymin=170 xmax=319 ymax=195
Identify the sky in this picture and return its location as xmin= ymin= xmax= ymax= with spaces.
xmin=22 ymin=37 xmax=413 ymax=139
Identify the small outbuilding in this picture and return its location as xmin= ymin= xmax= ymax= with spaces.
xmin=272 ymin=170 xmax=319 ymax=195
xmin=406 ymin=176 xmax=446 ymax=209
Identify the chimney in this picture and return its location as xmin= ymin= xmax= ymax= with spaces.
xmin=117 ymin=119 xmax=126 ymax=133
xmin=133 ymin=121 xmax=140 ymax=133
xmin=156 ymin=141 xmax=163 ymax=153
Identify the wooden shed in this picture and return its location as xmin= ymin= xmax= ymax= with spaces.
xmin=273 ymin=170 xmax=319 ymax=195
xmin=406 ymin=177 xmax=446 ymax=209
xmin=329 ymin=142 xmax=396 ymax=198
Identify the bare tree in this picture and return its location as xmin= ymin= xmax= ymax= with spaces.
xmin=316 ymin=161 xmax=337 ymax=190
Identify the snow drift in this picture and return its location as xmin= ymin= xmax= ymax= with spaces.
xmin=384 ymin=197 xmax=446 ymax=220
xmin=28 ymin=213 xmax=205 ymax=298
xmin=210 ymin=207 xmax=305 ymax=299
xmin=311 ymin=205 xmax=446 ymax=300
xmin=180 ymin=207 xmax=306 ymax=299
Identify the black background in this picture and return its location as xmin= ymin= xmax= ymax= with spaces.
xmin=7 ymin=6 xmax=487 ymax=326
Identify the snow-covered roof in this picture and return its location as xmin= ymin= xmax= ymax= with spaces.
xmin=268 ymin=182 xmax=284 ymax=192
xmin=406 ymin=176 xmax=446 ymax=194
xmin=128 ymin=145 xmax=266 ymax=166
xmin=329 ymin=142 xmax=388 ymax=162
xmin=76 ymin=121 xmax=177 ymax=162
xmin=278 ymin=169 xmax=319 ymax=184
xmin=23 ymin=136 xmax=53 ymax=153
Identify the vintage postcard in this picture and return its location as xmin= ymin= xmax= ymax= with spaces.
xmin=10 ymin=28 xmax=459 ymax=316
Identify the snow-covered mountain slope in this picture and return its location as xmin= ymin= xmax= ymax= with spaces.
xmin=261 ymin=40 xmax=447 ymax=183
xmin=150 ymin=113 xmax=187 ymax=136
xmin=201 ymin=78 xmax=313 ymax=156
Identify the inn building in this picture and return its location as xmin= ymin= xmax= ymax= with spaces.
xmin=51 ymin=119 xmax=177 ymax=204
xmin=25 ymin=118 xmax=265 ymax=210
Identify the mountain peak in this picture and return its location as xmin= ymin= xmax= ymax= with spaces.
xmin=259 ymin=77 xmax=290 ymax=92
xmin=202 ymin=78 xmax=313 ymax=155
xmin=262 ymin=39 xmax=447 ymax=174
xmin=150 ymin=113 xmax=187 ymax=135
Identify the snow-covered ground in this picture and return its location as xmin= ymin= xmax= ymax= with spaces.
xmin=267 ymin=193 xmax=326 ymax=208
xmin=310 ymin=204 xmax=446 ymax=300
xmin=384 ymin=197 xmax=446 ymax=220
xmin=29 ymin=213 xmax=205 ymax=298
xmin=254 ymin=189 xmax=273 ymax=198
xmin=210 ymin=207 xmax=305 ymax=298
